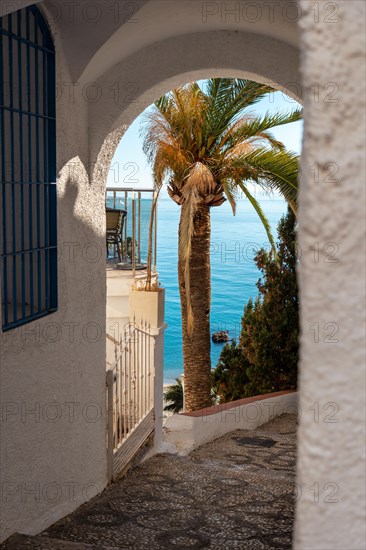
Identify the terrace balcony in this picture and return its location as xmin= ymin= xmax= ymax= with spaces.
xmin=105 ymin=187 xmax=159 ymax=367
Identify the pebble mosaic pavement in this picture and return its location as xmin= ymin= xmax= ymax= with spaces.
xmin=2 ymin=414 xmax=297 ymax=550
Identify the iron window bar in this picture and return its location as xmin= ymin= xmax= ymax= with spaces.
xmin=0 ymin=6 xmax=57 ymax=331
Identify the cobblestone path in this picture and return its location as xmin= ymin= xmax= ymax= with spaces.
xmin=3 ymin=414 xmax=297 ymax=550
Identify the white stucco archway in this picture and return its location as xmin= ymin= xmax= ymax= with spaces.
xmin=88 ymin=29 xmax=302 ymax=189
xmin=71 ymin=6 xmax=366 ymax=544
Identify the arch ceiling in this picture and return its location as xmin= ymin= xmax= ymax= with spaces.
xmin=88 ymin=28 xmax=301 ymax=176
xmin=2 ymin=1 xmax=300 ymax=82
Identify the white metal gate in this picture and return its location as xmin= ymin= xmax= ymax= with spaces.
xmin=106 ymin=321 xmax=155 ymax=480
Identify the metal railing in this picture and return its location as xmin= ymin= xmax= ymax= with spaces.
xmin=106 ymin=320 xmax=155 ymax=480
xmin=106 ymin=187 xmax=157 ymax=275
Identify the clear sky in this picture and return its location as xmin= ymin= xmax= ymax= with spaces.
xmin=107 ymin=86 xmax=303 ymax=195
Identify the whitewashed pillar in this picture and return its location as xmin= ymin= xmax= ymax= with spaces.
xmin=295 ymin=2 xmax=366 ymax=548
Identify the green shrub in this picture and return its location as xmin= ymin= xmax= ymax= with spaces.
xmin=211 ymin=340 xmax=251 ymax=402
xmin=212 ymin=207 xmax=299 ymax=401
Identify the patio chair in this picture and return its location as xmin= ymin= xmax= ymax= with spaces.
xmin=106 ymin=208 xmax=127 ymax=261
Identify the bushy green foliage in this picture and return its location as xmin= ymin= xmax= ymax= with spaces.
xmin=212 ymin=207 xmax=299 ymax=402
xmin=211 ymin=340 xmax=250 ymax=402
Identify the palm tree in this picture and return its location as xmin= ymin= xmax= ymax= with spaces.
xmin=142 ymin=78 xmax=301 ymax=412
xmin=163 ymin=378 xmax=184 ymax=414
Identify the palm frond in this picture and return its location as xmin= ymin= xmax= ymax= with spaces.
xmin=223 ymin=148 xmax=299 ymax=212
xmin=155 ymin=94 xmax=170 ymax=114
xmin=220 ymin=179 xmax=238 ymax=215
xmin=164 ymin=377 xmax=183 ymax=413
xmin=240 ymin=148 xmax=299 ymax=211
xmin=201 ymin=79 xmax=279 ymax=155
xmin=206 ymin=79 xmax=274 ymax=129
xmin=142 ymin=108 xmax=191 ymax=187
xmin=236 ymin=182 xmax=278 ymax=260
xmin=207 ymin=78 xmax=274 ymax=112
xmin=247 ymin=132 xmax=286 ymax=151
xmin=218 ymin=109 xmax=302 ymax=154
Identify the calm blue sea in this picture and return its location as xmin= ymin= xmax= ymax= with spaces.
xmin=156 ymin=198 xmax=287 ymax=384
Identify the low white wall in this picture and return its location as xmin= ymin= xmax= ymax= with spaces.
xmin=162 ymin=392 xmax=298 ymax=455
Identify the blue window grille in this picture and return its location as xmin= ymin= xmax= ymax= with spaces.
xmin=0 ymin=6 xmax=57 ymax=331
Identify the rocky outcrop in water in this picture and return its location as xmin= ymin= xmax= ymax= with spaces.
xmin=212 ymin=330 xmax=229 ymax=343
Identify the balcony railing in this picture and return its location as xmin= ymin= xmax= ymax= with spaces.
xmin=106 ymin=320 xmax=155 ymax=480
xmin=106 ymin=187 xmax=157 ymax=275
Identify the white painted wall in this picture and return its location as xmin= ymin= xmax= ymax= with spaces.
xmin=163 ymin=392 xmax=298 ymax=455
xmin=0 ymin=5 xmax=108 ymax=542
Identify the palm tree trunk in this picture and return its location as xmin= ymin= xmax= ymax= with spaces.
xmin=178 ymin=203 xmax=212 ymax=411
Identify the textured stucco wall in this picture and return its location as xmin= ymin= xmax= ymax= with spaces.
xmin=295 ymin=1 xmax=366 ymax=549
xmin=0 ymin=6 xmax=108 ymax=542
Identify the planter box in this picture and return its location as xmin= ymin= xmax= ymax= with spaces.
xmin=129 ymin=288 xmax=165 ymax=329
